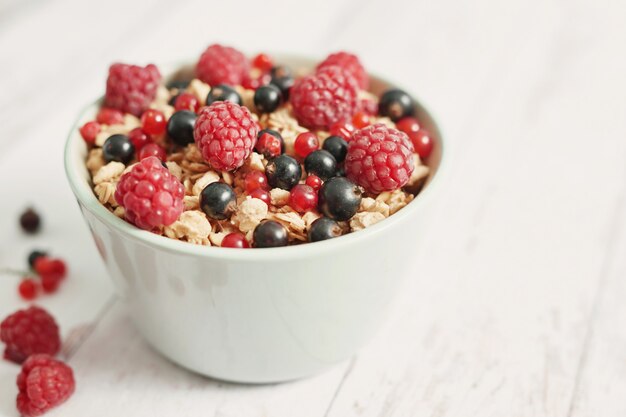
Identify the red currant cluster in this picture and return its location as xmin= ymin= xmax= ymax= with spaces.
xmin=14 ymin=252 xmax=68 ymax=300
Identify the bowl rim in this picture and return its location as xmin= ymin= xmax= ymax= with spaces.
xmin=64 ymin=54 xmax=448 ymax=262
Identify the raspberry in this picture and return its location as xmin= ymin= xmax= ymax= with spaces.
xmin=193 ymin=101 xmax=258 ymax=171
xmin=16 ymin=354 xmax=75 ymax=417
xmin=345 ymin=124 xmax=415 ymax=193
xmin=0 ymin=306 xmax=61 ymax=364
xmin=114 ymin=156 xmax=185 ymax=230
xmin=79 ymin=121 xmax=101 ymax=144
xmin=290 ymin=66 xmax=359 ymax=130
xmin=104 ymin=63 xmax=161 ymax=116
xmin=316 ymin=51 xmax=369 ymax=90
xmin=196 ymin=44 xmax=249 ymax=86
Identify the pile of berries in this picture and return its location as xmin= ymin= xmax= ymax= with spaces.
xmin=81 ymin=44 xmax=435 ymax=248
xmin=3 ymin=250 xmax=69 ymax=301
xmin=1 ymin=306 xmax=75 ymax=416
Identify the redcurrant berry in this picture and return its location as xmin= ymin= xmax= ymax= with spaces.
xmin=329 ymin=121 xmax=355 ymax=141
xmin=250 ymin=189 xmax=271 ymax=206
xmin=141 ymin=109 xmax=167 ymax=135
xmin=409 ymin=129 xmax=434 ymax=159
xmin=174 ymin=93 xmax=200 ymax=113
xmin=18 ymin=278 xmax=38 ymax=300
xmin=294 ymin=132 xmax=319 ymax=158
xmin=221 ymin=233 xmax=250 ymax=248
xmin=138 ymin=143 xmax=167 ymax=161
xmin=96 ymin=108 xmax=124 ymax=125
xmin=245 ymin=171 xmax=269 ymax=193
xmin=396 ymin=117 xmax=420 ymax=134
xmin=289 ymin=184 xmax=318 ymax=213
xmin=252 ymin=53 xmax=273 ymax=72
xmin=128 ymin=128 xmax=151 ymax=150
xmin=305 ymin=175 xmax=323 ymax=191
xmin=352 ymin=112 xmax=370 ymax=129
xmin=79 ymin=121 xmax=101 ymax=144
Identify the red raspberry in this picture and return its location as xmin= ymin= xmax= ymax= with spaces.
xmin=16 ymin=354 xmax=75 ymax=417
xmin=317 ymin=51 xmax=369 ymax=90
xmin=193 ymin=102 xmax=258 ymax=171
xmin=79 ymin=121 xmax=101 ymax=144
xmin=345 ymin=124 xmax=415 ymax=193
xmin=114 ymin=156 xmax=185 ymax=230
xmin=105 ymin=63 xmax=161 ymax=116
xmin=196 ymin=44 xmax=249 ymax=86
xmin=290 ymin=66 xmax=359 ymax=130
xmin=0 ymin=306 xmax=61 ymax=364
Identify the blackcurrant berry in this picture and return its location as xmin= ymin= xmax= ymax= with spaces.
xmin=200 ymin=182 xmax=237 ymax=220
xmin=322 ymin=135 xmax=348 ymax=163
xmin=166 ymin=80 xmax=190 ymax=91
xmin=265 ymin=154 xmax=302 ymax=190
xmin=304 ymin=150 xmax=337 ymax=180
xmin=254 ymin=85 xmax=282 ymax=113
xmin=19 ymin=208 xmax=41 ymax=234
xmin=318 ymin=177 xmax=362 ymax=221
xmin=270 ymin=75 xmax=294 ymax=100
xmin=167 ymin=110 xmax=197 ymax=146
xmin=206 ymin=84 xmax=242 ymax=105
xmin=308 ymin=217 xmax=343 ymax=242
xmin=378 ymin=89 xmax=415 ymax=122
xmin=103 ymin=134 xmax=135 ymax=164
xmin=253 ymin=220 xmax=288 ymax=248
xmin=28 ymin=250 xmax=47 ymax=267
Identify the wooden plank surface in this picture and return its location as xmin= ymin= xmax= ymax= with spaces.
xmin=1 ymin=0 xmax=625 ymax=416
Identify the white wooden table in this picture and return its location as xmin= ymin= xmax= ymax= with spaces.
xmin=1 ymin=0 xmax=625 ymax=415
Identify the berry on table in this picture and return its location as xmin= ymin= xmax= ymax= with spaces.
xmin=322 ymin=135 xmax=348 ymax=163
xmin=289 ymin=184 xmax=318 ymax=213
xmin=408 ymin=128 xmax=434 ymax=159
xmin=167 ymin=110 xmax=197 ymax=146
xmin=252 ymin=53 xmax=273 ymax=72
xmin=200 ymin=182 xmax=237 ymax=220
xmin=317 ymin=51 xmax=369 ymax=90
xmin=114 ymin=156 xmax=185 ymax=230
xmin=318 ymin=176 xmax=362 ymax=221
xmin=0 ymin=306 xmax=61 ymax=364
xmin=79 ymin=121 xmax=101 ymax=144
xmin=138 ymin=143 xmax=167 ymax=162
xmin=34 ymin=257 xmax=67 ymax=282
xmin=174 ymin=92 xmax=200 ymax=113
xmin=141 ymin=109 xmax=167 ymax=135
xmin=244 ymin=171 xmax=269 ymax=192
xmin=16 ymin=354 xmax=75 ymax=417
xmin=305 ymin=174 xmax=323 ymax=191
xmin=396 ymin=117 xmax=420 ymax=134
xmin=308 ymin=217 xmax=343 ymax=242
xmin=249 ymin=188 xmax=271 ymax=206
xmin=128 ymin=128 xmax=151 ymax=150
xmin=221 ymin=233 xmax=250 ymax=248
xmin=378 ymin=89 xmax=415 ymax=122
xmin=265 ymin=154 xmax=302 ymax=190
xmin=294 ymin=132 xmax=319 ymax=158
xmin=102 ymin=134 xmax=135 ymax=164
xmin=352 ymin=111 xmax=371 ymax=129
xmin=96 ymin=107 xmax=124 ymax=125
xmin=329 ymin=120 xmax=356 ymax=140
xmin=304 ymin=150 xmax=337 ymax=180
xmin=105 ymin=63 xmax=161 ymax=116
xmin=290 ymin=66 xmax=359 ymax=130
xmin=255 ymin=129 xmax=284 ymax=158
xmin=253 ymin=85 xmax=282 ymax=113
xmin=206 ymin=84 xmax=242 ymax=106
xmin=18 ymin=279 xmax=38 ymax=301
xmin=27 ymin=250 xmax=47 ymax=268
xmin=345 ymin=124 xmax=415 ymax=193
xmin=19 ymin=208 xmax=41 ymax=234
xmin=196 ymin=44 xmax=249 ymax=86
xmin=194 ymin=102 xmax=258 ymax=171
xmin=253 ymin=220 xmax=289 ymax=248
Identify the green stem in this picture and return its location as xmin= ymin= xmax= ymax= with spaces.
xmin=0 ymin=268 xmax=31 ymax=277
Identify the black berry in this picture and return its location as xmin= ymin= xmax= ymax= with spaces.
xmin=318 ymin=177 xmax=362 ymax=221
xmin=308 ymin=217 xmax=342 ymax=242
xmin=270 ymin=65 xmax=293 ymax=79
xmin=266 ymin=155 xmax=302 ymax=190
xmin=322 ymin=136 xmax=348 ymax=163
xmin=19 ymin=208 xmax=41 ymax=234
xmin=253 ymin=220 xmax=288 ymax=248
xmin=200 ymin=182 xmax=237 ymax=220
xmin=254 ymin=85 xmax=282 ymax=113
xmin=168 ymin=93 xmax=180 ymax=106
xmin=103 ymin=134 xmax=134 ymax=164
xmin=167 ymin=110 xmax=197 ymax=146
xmin=378 ymin=89 xmax=415 ymax=122
xmin=206 ymin=84 xmax=242 ymax=105
xmin=28 ymin=250 xmax=47 ymax=267
xmin=166 ymin=80 xmax=190 ymax=91
xmin=304 ymin=150 xmax=337 ymax=180
xmin=270 ymin=75 xmax=295 ymax=100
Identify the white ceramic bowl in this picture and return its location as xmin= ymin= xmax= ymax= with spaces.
xmin=64 ymin=55 xmax=445 ymax=383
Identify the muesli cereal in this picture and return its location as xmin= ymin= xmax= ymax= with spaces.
xmin=79 ymin=45 xmax=435 ymax=248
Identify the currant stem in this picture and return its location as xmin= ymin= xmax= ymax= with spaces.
xmin=0 ymin=268 xmax=31 ymax=277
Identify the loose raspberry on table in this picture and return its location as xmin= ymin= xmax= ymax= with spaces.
xmin=290 ymin=65 xmax=359 ymax=130
xmin=196 ymin=44 xmax=249 ymax=86
xmin=16 ymin=354 xmax=75 ymax=417
xmin=345 ymin=124 xmax=415 ymax=194
xmin=0 ymin=306 xmax=61 ymax=364
xmin=193 ymin=101 xmax=258 ymax=171
xmin=104 ymin=63 xmax=161 ymax=116
xmin=114 ymin=156 xmax=185 ymax=230
xmin=316 ymin=51 xmax=369 ymax=90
